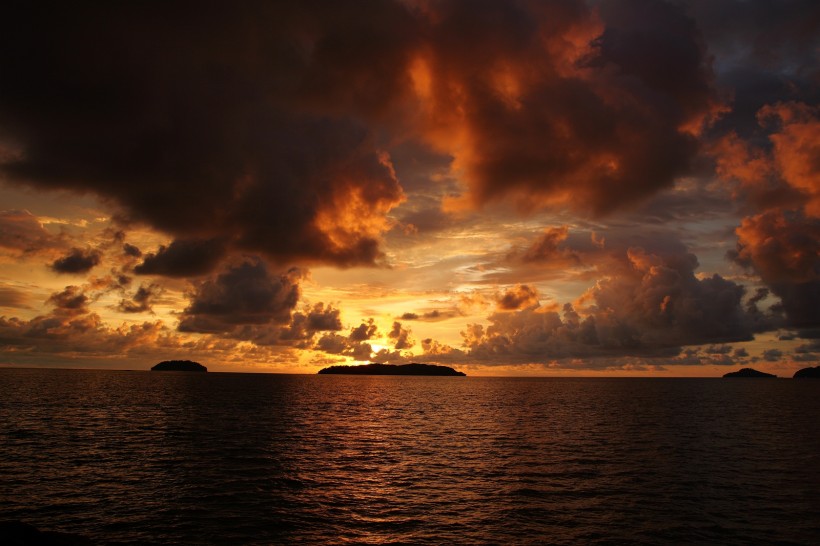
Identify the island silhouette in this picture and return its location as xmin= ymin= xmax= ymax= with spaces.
xmin=318 ymin=363 xmax=465 ymax=376
xmin=723 ymin=368 xmax=776 ymax=378
xmin=793 ymin=365 xmax=820 ymax=378
xmin=151 ymin=360 xmax=207 ymax=372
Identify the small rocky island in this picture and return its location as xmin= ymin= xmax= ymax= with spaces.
xmin=723 ymin=367 xmax=776 ymax=378
xmin=318 ymin=363 xmax=465 ymax=376
xmin=151 ymin=360 xmax=207 ymax=372
xmin=793 ymin=365 xmax=820 ymax=378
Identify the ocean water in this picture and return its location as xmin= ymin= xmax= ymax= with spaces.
xmin=0 ymin=369 xmax=818 ymax=545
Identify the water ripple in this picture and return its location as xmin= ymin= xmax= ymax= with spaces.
xmin=1 ymin=370 xmax=819 ymax=544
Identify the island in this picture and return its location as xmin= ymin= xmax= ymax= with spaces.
xmin=151 ymin=360 xmax=207 ymax=372
xmin=793 ymin=365 xmax=820 ymax=378
xmin=723 ymin=367 xmax=776 ymax=378
xmin=318 ymin=363 xmax=465 ymax=376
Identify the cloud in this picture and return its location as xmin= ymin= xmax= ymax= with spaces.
xmin=704 ymin=344 xmax=732 ymax=355
xmin=0 ymin=209 xmax=62 ymax=253
xmin=733 ymin=347 xmax=749 ymax=358
xmin=0 ymin=2 xmax=409 ymax=268
xmin=459 ymin=241 xmax=757 ymax=364
xmin=0 ymin=304 xmax=258 ymax=367
xmin=716 ymin=102 xmax=820 ymax=330
xmin=0 ymin=281 xmax=187 ymax=364
xmin=315 ymin=334 xmax=373 ymax=361
xmin=388 ymin=321 xmax=414 ymax=350
xmin=795 ymin=340 xmax=820 ymax=354
xmin=399 ymin=309 xmax=458 ymax=322
xmin=176 ymin=257 xmax=344 ymax=349
xmin=50 ymin=248 xmax=101 ymax=274
xmin=313 ymin=319 xmax=380 ymax=360
xmin=47 ymin=285 xmax=90 ymax=315
xmin=134 ymin=238 xmax=226 ymax=277
xmin=733 ymin=210 xmax=819 ymax=277
xmin=762 ymin=348 xmax=783 ymax=361
xmin=117 ymin=283 xmax=162 ymax=314
xmin=684 ymin=0 xmax=820 ymax=136
xmin=349 ymin=319 xmax=378 ymax=342
xmin=122 ymin=243 xmax=142 ymax=258
xmin=519 ymin=226 xmax=582 ymax=264
xmin=415 ymin=0 xmax=720 ymax=215
xmin=0 ymin=0 xmax=730 ymax=272
xmin=178 ymin=258 xmax=302 ymax=334
xmin=497 ymin=285 xmax=540 ymax=311
xmin=757 ymin=103 xmax=820 ymax=215
xmin=0 ymin=285 xmax=30 ymax=309
xmin=276 ymin=303 xmax=344 ymax=345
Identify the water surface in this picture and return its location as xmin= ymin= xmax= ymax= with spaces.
xmin=1 ymin=369 xmax=818 ymax=544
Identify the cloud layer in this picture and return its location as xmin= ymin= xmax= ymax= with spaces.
xmin=1 ymin=1 xmax=818 ymax=372
xmin=0 ymin=0 xmax=726 ymax=270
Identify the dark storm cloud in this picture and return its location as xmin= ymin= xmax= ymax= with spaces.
xmin=176 ymin=257 xmax=343 ymax=348
xmin=681 ymin=0 xmax=820 ymax=137
xmin=0 ymin=0 xmax=732 ymax=265
xmin=50 ymin=248 xmax=101 ymax=274
xmin=0 ymin=1 xmax=410 ymax=267
xmin=134 ymin=239 xmax=226 ymax=278
xmin=178 ymin=259 xmax=302 ymax=334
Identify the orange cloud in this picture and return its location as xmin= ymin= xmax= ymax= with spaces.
xmin=496 ymin=284 xmax=540 ymax=311
xmin=759 ymin=102 xmax=820 ymax=217
xmin=413 ymin=0 xmax=720 ymax=216
xmin=714 ymin=101 xmax=820 ymax=330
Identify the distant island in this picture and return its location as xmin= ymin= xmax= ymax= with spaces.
xmin=151 ymin=360 xmax=207 ymax=372
xmin=723 ymin=368 xmax=776 ymax=378
xmin=318 ymin=363 xmax=465 ymax=376
xmin=793 ymin=365 xmax=820 ymax=378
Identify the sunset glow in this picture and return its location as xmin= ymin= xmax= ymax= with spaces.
xmin=1 ymin=0 xmax=818 ymax=376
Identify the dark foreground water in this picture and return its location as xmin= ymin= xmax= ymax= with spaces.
xmin=1 ymin=369 xmax=818 ymax=545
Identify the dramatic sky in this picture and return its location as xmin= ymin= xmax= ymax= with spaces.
xmin=1 ymin=0 xmax=818 ymax=375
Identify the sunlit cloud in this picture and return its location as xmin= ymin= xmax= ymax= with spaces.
xmin=0 ymin=0 xmax=818 ymax=375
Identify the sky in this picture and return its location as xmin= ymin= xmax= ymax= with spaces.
xmin=0 ymin=0 xmax=818 ymax=376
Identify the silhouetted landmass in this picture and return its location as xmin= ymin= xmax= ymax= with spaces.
xmin=151 ymin=360 xmax=207 ymax=372
xmin=793 ymin=366 xmax=820 ymax=378
xmin=723 ymin=368 xmax=776 ymax=378
xmin=318 ymin=363 xmax=465 ymax=376
xmin=0 ymin=521 xmax=95 ymax=546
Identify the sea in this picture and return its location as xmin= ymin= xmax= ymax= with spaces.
xmin=1 ymin=368 xmax=818 ymax=545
